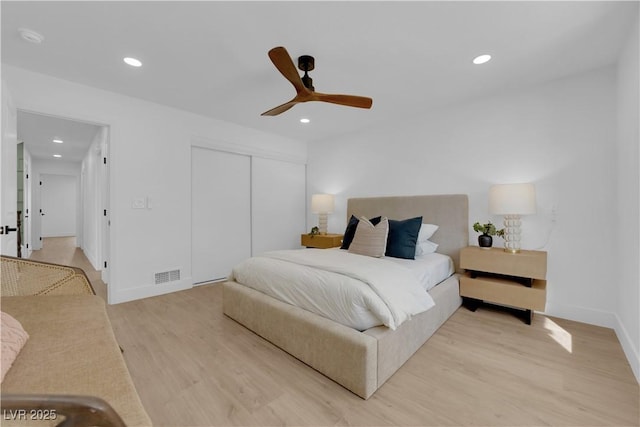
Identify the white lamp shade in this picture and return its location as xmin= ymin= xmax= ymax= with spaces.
xmin=311 ymin=194 xmax=335 ymax=214
xmin=489 ymin=183 xmax=537 ymax=215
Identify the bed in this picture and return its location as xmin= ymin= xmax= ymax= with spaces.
xmin=223 ymin=194 xmax=468 ymax=399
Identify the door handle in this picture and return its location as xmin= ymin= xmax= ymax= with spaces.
xmin=0 ymin=226 xmax=17 ymax=235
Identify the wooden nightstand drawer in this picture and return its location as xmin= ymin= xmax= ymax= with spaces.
xmin=460 ymin=274 xmax=547 ymax=311
xmin=300 ymin=234 xmax=343 ymax=249
xmin=460 ymin=246 xmax=546 ymax=279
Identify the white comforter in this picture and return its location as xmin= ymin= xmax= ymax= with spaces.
xmin=230 ymin=249 xmax=435 ymax=330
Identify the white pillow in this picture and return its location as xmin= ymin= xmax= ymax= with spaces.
xmin=415 ymin=240 xmax=439 ymax=257
xmin=418 ymin=224 xmax=439 ymax=242
xmin=349 ymin=217 xmax=389 ymax=258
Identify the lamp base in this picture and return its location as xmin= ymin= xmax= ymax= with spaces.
xmin=318 ymin=213 xmax=328 ymax=235
xmin=503 ymin=214 xmax=522 ymax=254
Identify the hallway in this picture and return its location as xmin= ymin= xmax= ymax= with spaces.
xmin=29 ymin=236 xmax=107 ymax=301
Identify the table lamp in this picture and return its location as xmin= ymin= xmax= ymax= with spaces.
xmin=489 ymin=183 xmax=536 ymax=253
xmin=311 ymin=194 xmax=335 ymax=235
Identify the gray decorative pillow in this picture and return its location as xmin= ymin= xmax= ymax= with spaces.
xmin=348 ymin=216 xmax=389 ymax=258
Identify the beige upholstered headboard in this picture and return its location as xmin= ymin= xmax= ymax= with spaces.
xmin=347 ymin=194 xmax=469 ymax=272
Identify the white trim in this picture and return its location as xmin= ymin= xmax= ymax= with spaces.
xmin=614 ymin=313 xmax=640 ymax=384
xmin=110 ymin=277 xmax=193 ymax=304
xmin=16 ymin=107 xmax=111 ymax=129
xmin=545 ymin=301 xmax=617 ymax=328
xmin=545 ymin=301 xmax=639 ymax=384
xmin=191 ymin=135 xmax=306 ymax=165
xmin=82 ymin=247 xmax=100 ymax=272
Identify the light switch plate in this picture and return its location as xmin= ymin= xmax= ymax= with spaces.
xmin=132 ymin=197 xmax=146 ymax=209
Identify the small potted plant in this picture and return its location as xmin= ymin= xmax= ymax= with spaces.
xmin=308 ymin=226 xmax=320 ymax=238
xmin=473 ymin=221 xmax=504 ymax=249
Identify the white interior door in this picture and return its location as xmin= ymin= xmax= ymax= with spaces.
xmin=251 ymin=157 xmax=306 ymax=254
xmin=41 ymin=174 xmax=77 ymax=238
xmin=191 ymin=147 xmax=251 ymax=284
xmin=1 ymin=80 xmax=18 ymax=256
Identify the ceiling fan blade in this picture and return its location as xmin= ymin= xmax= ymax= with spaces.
xmin=261 ymin=99 xmax=300 ymax=116
xmin=313 ymin=93 xmax=373 ymax=109
xmin=268 ymin=46 xmax=308 ymax=94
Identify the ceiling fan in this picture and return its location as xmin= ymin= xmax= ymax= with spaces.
xmin=261 ymin=46 xmax=373 ymax=116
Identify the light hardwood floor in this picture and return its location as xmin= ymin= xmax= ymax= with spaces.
xmin=31 ymin=238 xmax=640 ymax=426
xmin=29 ymin=236 xmax=108 ymax=301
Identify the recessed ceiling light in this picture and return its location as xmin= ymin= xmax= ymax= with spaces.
xmin=473 ymin=54 xmax=492 ymax=65
xmin=18 ymin=28 xmax=44 ymax=44
xmin=53 ymin=154 xmax=62 ymax=158
xmin=123 ymin=57 xmax=142 ymax=67
xmin=52 ymin=139 xmax=63 ymax=144
xmin=300 ymin=118 xmax=310 ymax=124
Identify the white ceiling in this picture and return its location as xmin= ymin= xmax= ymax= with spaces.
xmin=2 ymin=1 xmax=638 ymax=153
xmin=17 ymin=111 xmax=102 ymax=162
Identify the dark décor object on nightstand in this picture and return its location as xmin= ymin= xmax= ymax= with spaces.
xmin=472 ymin=221 xmax=504 ymax=249
xmin=478 ymin=234 xmax=492 ymax=248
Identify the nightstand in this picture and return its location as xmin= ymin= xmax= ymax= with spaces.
xmin=459 ymin=246 xmax=547 ymax=324
xmin=300 ymin=233 xmax=343 ymax=249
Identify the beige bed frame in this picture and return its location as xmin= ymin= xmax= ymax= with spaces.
xmin=223 ymin=194 xmax=469 ymax=399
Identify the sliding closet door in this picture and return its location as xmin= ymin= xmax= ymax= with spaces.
xmin=191 ymin=147 xmax=251 ymax=284
xmin=251 ymin=157 xmax=306 ymax=255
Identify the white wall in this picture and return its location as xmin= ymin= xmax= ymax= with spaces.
xmin=308 ymin=66 xmax=619 ymax=327
xmin=30 ymin=158 xmax=81 ymax=250
xmin=616 ymin=17 xmax=639 ymax=381
xmin=251 ymin=157 xmax=307 ymax=255
xmin=3 ymin=65 xmax=307 ymax=304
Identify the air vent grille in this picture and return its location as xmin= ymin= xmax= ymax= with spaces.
xmin=155 ymin=269 xmax=181 ymax=285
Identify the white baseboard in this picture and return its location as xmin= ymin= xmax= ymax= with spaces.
xmin=21 ymin=245 xmax=32 ymax=259
xmin=82 ymin=247 xmax=100 ymax=272
xmin=109 ymin=278 xmax=193 ymax=305
xmin=545 ymin=302 xmax=640 ymax=384
xmin=613 ymin=313 xmax=640 ymax=384
xmin=544 ymin=301 xmax=617 ymax=328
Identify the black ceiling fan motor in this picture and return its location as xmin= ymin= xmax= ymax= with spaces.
xmin=298 ymin=55 xmax=315 ymax=91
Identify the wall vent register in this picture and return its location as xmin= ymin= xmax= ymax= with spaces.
xmin=155 ymin=269 xmax=181 ymax=285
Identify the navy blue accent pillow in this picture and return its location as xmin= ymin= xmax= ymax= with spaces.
xmin=341 ymin=215 xmax=382 ymax=249
xmin=386 ymin=216 xmax=423 ymax=259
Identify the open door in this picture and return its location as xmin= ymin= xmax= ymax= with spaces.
xmin=1 ymin=80 xmax=18 ymax=256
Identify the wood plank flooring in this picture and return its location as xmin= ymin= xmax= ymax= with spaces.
xmin=107 ymin=285 xmax=639 ymax=426
xmin=28 ymin=236 xmax=107 ymax=301
xmin=31 ymin=238 xmax=639 ymax=426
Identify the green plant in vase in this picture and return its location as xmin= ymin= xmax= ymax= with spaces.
xmin=473 ymin=221 xmax=504 ymax=248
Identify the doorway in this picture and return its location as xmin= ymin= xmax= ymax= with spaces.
xmin=15 ymin=110 xmax=111 ymax=294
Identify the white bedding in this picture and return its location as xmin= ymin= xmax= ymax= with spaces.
xmin=386 ymin=252 xmax=454 ymax=291
xmin=230 ymin=249 xmax=452 ymax=331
